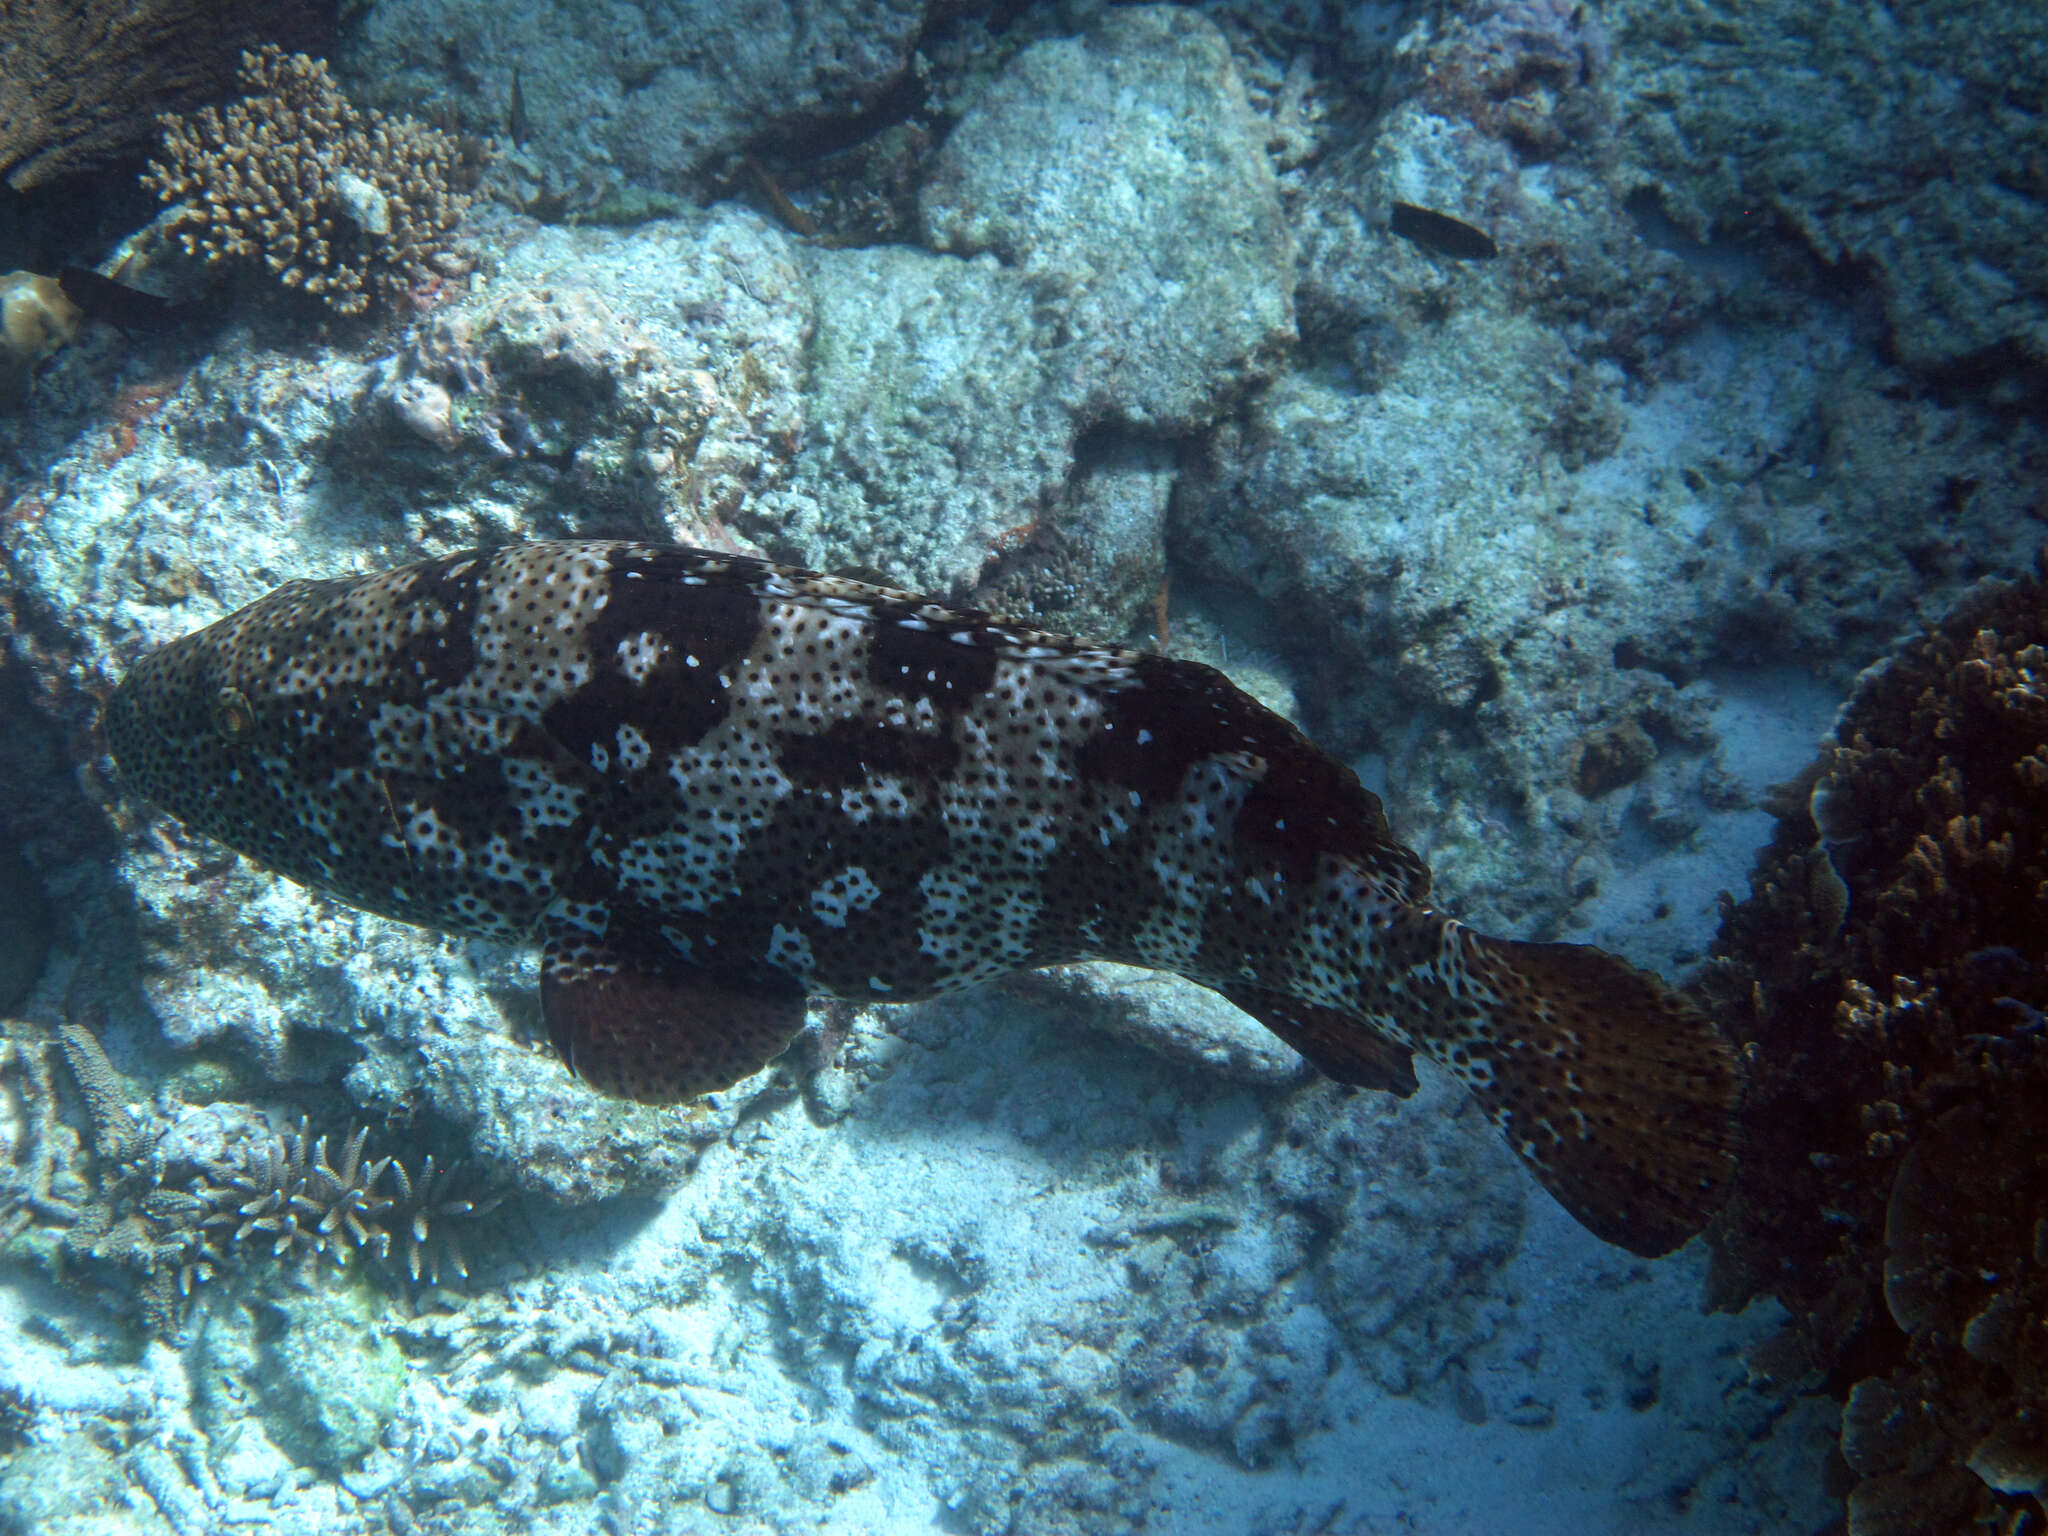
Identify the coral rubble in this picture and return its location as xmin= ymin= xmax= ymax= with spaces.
xmin=1704 ymin=561 xmax=2048 ymax=1534
xmin=143 ymin=45 xmax=476 ymax=315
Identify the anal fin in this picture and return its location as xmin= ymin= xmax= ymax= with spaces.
xmin=1221 ymin=983 xmax=1419 ymax=1097
xmin=541 ymin=931 xmax=808 ymax=1104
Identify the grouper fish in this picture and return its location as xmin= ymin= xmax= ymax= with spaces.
xmin=103 ymin=540 xmax=1740 ymax=1256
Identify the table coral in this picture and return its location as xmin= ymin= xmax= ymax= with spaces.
xmin=1702 ymin=559 xmax=2048 ymax=1535
xmin=143 ymin=45 xmax=476 ymax=315
xmin=0 ymin=0 xmax=333 ymax=191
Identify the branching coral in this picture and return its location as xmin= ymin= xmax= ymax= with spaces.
xmin=201 ymin=1119 xmax=392 ymax=1277
xmin=143 ymin=45 xmax=477 ymax=315
xmin=384 ymin=1154 xmax=486 ymax=1284
xmin=192 ymin=1122 xmax=492 ymax=1294
xmin=1701 ymin=557 xmax=2048 ymax=1535
xmin=4 ymin=1012 xmax=498 ymax=1331
xmin=0 ymin=1034 xmax=90 ymax=1244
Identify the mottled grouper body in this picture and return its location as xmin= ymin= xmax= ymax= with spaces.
xmin=105 ymin=541 xmax=1739 ymax=1255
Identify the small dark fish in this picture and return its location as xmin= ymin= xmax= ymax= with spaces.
xmin=1389 ymin=202 xmax=1499 ymax=261
xmin=104 ymin=541 xmax=1741 ymax=1257
xmin=743 ymin=156 xmax=818 ymax=238
xmin=508 ymin=67 xmax=529 ymax=149
xmin=56 ymin=267 xmax=180 ymax=332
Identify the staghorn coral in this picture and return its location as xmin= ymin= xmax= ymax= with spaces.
xmin=143 ymin=45 xmax=476 ymax=315
xmin=4 ymin=1012 xmax=498 ymax=1330
xmin=197 ymin=1119 xmax=492 ymax=1284
xmin=191 ymin=1120 xmax=494 ymax=1294
xmin=384 ymin=1153 xmax=487 ymax=1284
xmin=1701 ymin=557 xmax=2048 ymax=1535
xmin=0 ymin=0 xmax=333 ymax=191
xmin=200 ymin=1118 xmax=392 ymax=1277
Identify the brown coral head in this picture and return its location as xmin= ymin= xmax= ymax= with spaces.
xmin=0 ymin=272 xmax=83 ymax=409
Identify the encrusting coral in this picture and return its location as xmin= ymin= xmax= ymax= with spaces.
xmin=143 ymin=45 xmax=477 ymax=315
xmin=1700 ymin=556 xmax=2048 ymax=1535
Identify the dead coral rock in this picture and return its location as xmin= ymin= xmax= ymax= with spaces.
xmin=1398 ymin=0 xmax=1611 ymax=159
xmin=1702 ymin=557 xmax=2048 ymax=1533
xmin=1571 ymin=717 xmax=1655 ymax=797
xmin=143 ymin=45 xmax=476 ymax=315
xmin=920 ymin=5 xmax=1296 ymax=433
xmin=346 ymin=213 xmax=806 ymax=546
xmin=0 ymin=0 xmax=333 ymax=191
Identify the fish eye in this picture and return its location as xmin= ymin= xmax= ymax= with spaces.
xmin=213 ymin=687 xmax=254 ymax=740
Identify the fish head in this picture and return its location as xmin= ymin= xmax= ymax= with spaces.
xmin=105 ymin=558 xmax=592 ymax=938
xmin=107 ymin=580 xmax=330 ymax=855
xmin=104 ymin=576 xmax=405 ymax=894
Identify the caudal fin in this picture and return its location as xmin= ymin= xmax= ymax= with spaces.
xmin=1454 ymin=935 xmax=1741 ymax=1257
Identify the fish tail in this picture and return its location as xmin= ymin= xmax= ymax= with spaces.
xmin=1443 ymin=931 xmax=1742 ymax=1257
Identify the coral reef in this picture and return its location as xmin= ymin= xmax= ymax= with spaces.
xmin=0 ymin=7 xmax=1981 ymax=1519
xmin=1703 ymin=561 xmax=2048 ymax=1533
xmin=143 ymin=46 xmax=476 ymax=315
xmin=1178 ymin=8 xmax=2046 ymax=943
xmin=338 ymin=0 xmax=924 ymax=204
xmin=1609 ymin=0 xmax=2048 ymax=375
xmin=0 ymin=0 xmax=333 ymax=191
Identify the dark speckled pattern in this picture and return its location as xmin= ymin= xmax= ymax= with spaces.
xmin=105 ymin=541 xmax=1740 ymax=1256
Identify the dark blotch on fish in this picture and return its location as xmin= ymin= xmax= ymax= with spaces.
xmin=1389 ymin=202 xmax=1499 ymax=261
xmin=104 ymin=541 xmax=1741 ymax=1257
xmin=57 ymin=267 xmax=180 ymax=332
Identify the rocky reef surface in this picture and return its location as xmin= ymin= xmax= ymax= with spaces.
xmin=2 ymin=0 xmax=2042 ymax=1530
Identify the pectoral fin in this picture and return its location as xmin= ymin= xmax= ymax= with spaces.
xmin=540 ymin=932 xmax=808 ymax=1104
xmin=1221 ymin=983 xmax=1419 ymax=1097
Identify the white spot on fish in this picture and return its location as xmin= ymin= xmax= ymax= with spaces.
xmin=615 ymin=630 xmax=665 ymax=684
